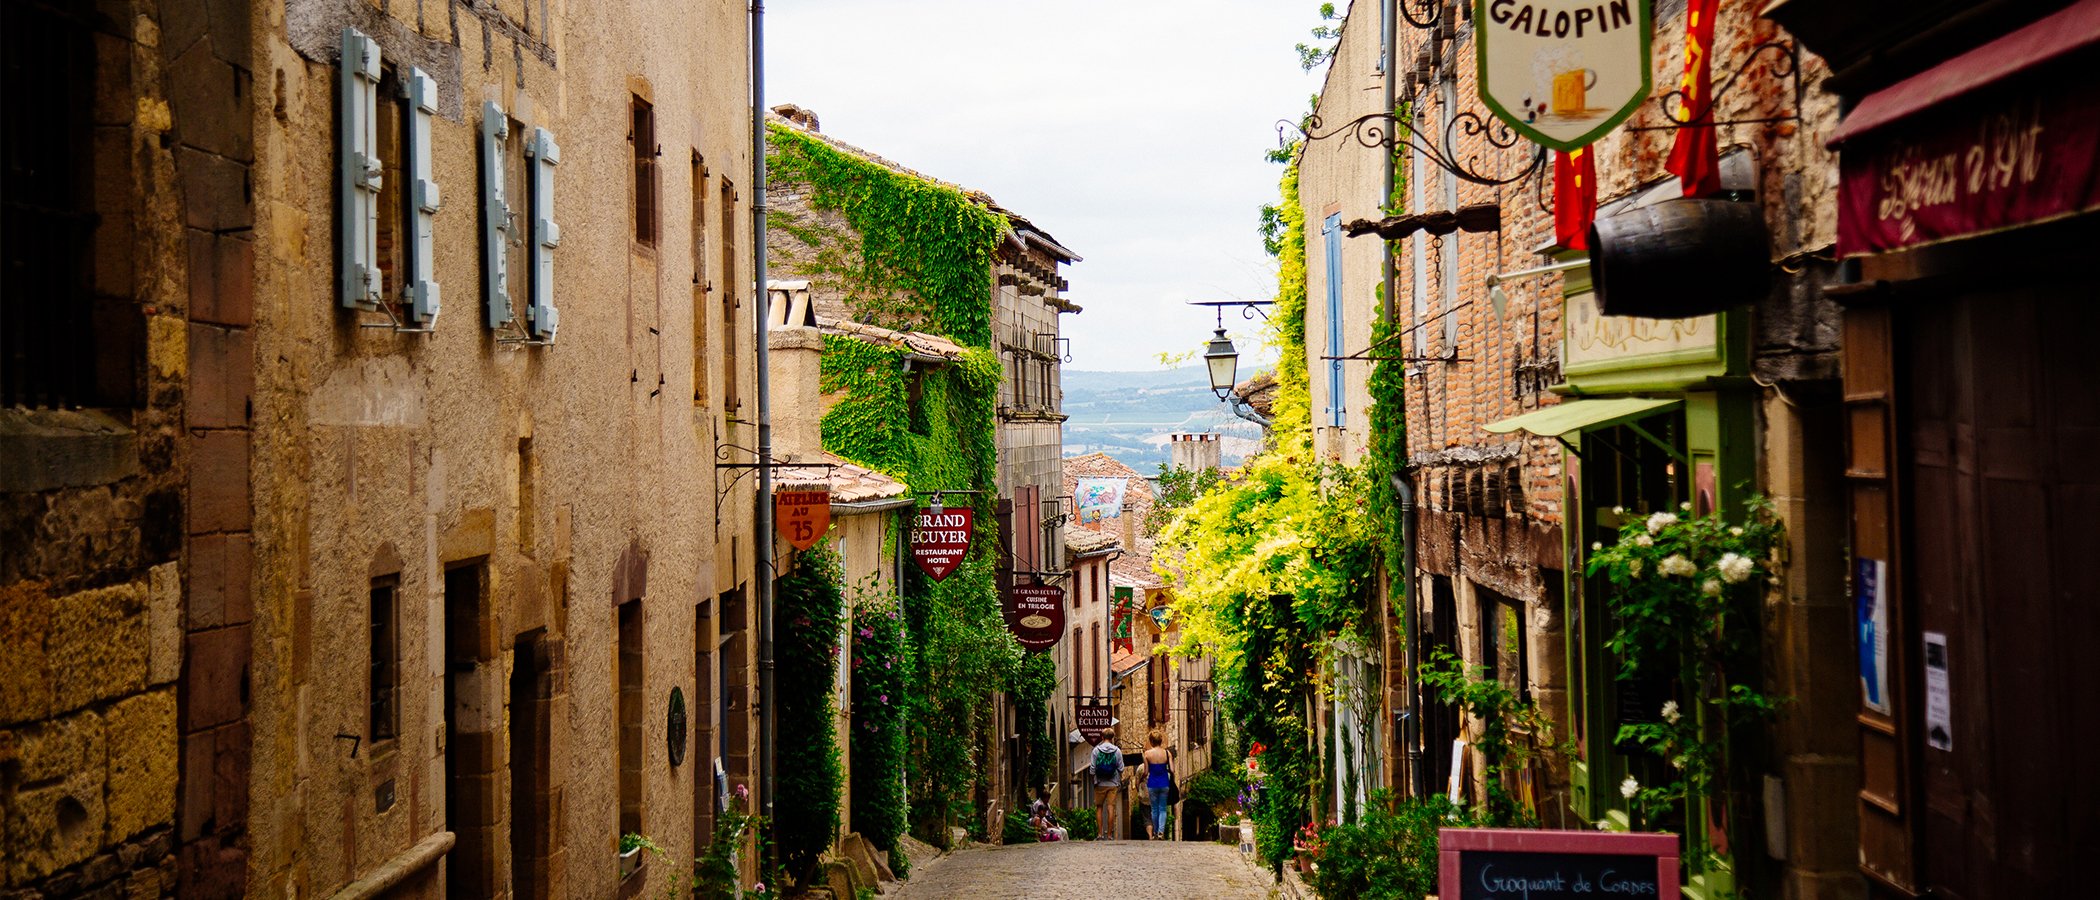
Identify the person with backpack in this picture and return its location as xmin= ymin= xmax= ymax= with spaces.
xmin=1090 ymin=728 xmax=1126 ymax=840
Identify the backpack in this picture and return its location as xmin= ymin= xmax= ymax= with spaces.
xmin=1092 ymin=744 xmax=1119 ymax=779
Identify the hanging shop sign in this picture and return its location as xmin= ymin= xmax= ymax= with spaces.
xmin=1073 ymin=477 xmax=1128 ymax=524
xmin=910 ymin=506 xmax=973 ymax=581
xmin=1475 ymin=0 xmax=1652 ymax=151
xmin=774 ymin=487 xmax=831 ymax=551
xmin=1829 ymin=2 xmax=2100 ymax=256
xmin=1438 ymin=828 xmax=1681 ymax=900
xmin=1834 ymin=78 xmax=2100 ymax=255
xmin=1004 ymin=583 xmax=1066 ymax=651
xmin=1075 ymin=703 xmax=1114 ymax=743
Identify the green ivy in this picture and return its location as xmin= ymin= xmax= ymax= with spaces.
xmin=775 ymin=544 xmax=847 ymax=882
xmin=1009 ymin=651 xmax=1057 ymax=794
xmin=767 ymin=124 xmax=1010 ymax=347
xmin=777 ymin=127 xmax=1021 ymax=851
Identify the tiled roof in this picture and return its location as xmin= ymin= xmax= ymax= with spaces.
xmin=1111 ymin=649 xmax=1147 ymax=678
xmin=1065 ymin=528 xmax=1119 ymax=556
xmin=818 ymin=317 xmax=968 ymax=360
xmin=773 ymin=452 xmax=909 ymax=505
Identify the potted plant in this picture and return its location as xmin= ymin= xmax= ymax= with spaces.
xmin=618 ymin=833 xmax=653 ymax=880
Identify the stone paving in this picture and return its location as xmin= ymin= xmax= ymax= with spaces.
xmin=886 ymin=838 xmax=1290 ymax=900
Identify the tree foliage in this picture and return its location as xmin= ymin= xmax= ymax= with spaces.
xmin=776 ymin=544 xmax=847 ymax=882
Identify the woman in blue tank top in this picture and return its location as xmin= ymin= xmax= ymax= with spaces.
xmin=1144 ymin=730 xmax=1173 ymax=840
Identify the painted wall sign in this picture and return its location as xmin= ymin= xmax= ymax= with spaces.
xmin=1439 ymin=828 xmax=1681 ymax=900
xmin=775 ymin=487 xmax=831 ymax=551
xmin=910 ymin=506 xmax=973 ymax=581
xmin=1005 ymin=584 xmax=1066 ymax=651
xmin=1563 ymin=292 xmax=1721 ymax=375
xmin=1475 ymin=0 xmax=1652 ymax=151
xmin=1075 ymin=703 xmax=1114 ymax=743
xmin=1837 ymin=73 xmax=2100 ymax=256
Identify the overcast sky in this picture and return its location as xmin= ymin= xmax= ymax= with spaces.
xmin=767 ymin=0 xmax=1327 ymax=372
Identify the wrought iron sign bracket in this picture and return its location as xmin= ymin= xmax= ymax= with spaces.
xmin=1627 ymin=40 xmax=1803 ymax=132
xmin=1187 ymin=299 xmax=1273 ymax=324
xmin=1280 ymin=107 xmax=1546 ymax=188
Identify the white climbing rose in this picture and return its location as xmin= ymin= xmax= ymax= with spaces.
xmin=1659 ymin=554 xmax=1697 ymax=577
xmin=1621 ymin=776 xmax=1640 ymax=799
xmin=1646 ymin=512 xmax=1679 ymax=534
xmin=1661 ymin=700 xmax=1680 ymax=723
xmin=1718 ymin=552 xmax=1755 ymax=584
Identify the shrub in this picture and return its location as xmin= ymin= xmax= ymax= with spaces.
xmin=1058 ymin=806 xmax=1097 ymax=841
xmin=1304 ymin=791 xmax=1473 ymax=900
xmin=1001 ymin=810 xmax=1038 ymax=845
xmin=1185 ymin=767 xmax=1243 ymax=813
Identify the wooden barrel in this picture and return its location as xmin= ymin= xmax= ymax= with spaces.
xmin=1588 ymin=198 xmax=1770 ymax=319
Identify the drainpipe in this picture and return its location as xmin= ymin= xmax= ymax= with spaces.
xmin=1380 ymin=0 xmax=1398 ymax=324
xmin=751 ymin=0 xmax=776 ymax=826
xmin=1393 ymin=474 xmax=1423 ymax=798
xmin=1227 ymin=393 xmax=1272 ymax=428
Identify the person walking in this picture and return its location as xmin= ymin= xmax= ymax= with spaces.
xmin=1143 ymin=730 xmax=1173 ymax=840
xmin=1090 ymin=729 xmax=1126 ymax=840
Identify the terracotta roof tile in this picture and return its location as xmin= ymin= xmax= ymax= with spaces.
xmin=773 ymin=452 xmax=910 ymax=505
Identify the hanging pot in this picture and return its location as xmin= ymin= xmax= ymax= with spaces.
xmin=1588 ymin=198 xmax=1770 ymax=319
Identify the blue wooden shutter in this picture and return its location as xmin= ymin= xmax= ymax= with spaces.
xmin=403 ymin=68 xmax=441 ymax=327
xmin=525 ymin=127 xmax=561 ymax=342
xmin=1324 ymin=213 xmax=1345 ymax=427
xmin=338 ymin=28 xmax=381 ymax=310
xmin=480 ymin=102 xmax=514 ymax=329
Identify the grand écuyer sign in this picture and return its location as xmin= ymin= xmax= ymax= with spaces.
xmin=910 ymin=507 xmax=972 ymax=581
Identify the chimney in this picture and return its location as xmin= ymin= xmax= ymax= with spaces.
xmin=771 ymin=103 xmax=820 ymax=132
xmin=1169 ymin=433 xmax=1222 ymax=475
xmin=765 ymin=282 xmax=824 ymax=458
xmin=1120 ymin=499 xmax=1136 ymax=551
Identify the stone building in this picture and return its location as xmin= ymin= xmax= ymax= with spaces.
xmin=6 ymin=1 xmax=764 ymax=898
xmin=1301 ymin=1 xmax=1862 ymax=897
xmin=763 ymin=110 xmax=1080 ymax=824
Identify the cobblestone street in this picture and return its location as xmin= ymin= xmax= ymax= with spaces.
xmin=889 ymin=840 xmax=1286 ymax=900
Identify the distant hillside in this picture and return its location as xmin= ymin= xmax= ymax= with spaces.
xmin=1059 ymin=366 xmax=1267 ymax=472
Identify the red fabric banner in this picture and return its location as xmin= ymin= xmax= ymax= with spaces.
xmin=1666 ymin=0 xmax=1722 ymax=198
xmin=1555 ymin=146 xmax=1598 ymax=250
xmin=1836 ymin=58 xmax=2100 ymax=256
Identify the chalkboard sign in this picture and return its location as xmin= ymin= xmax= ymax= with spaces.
xmin=1440 ymin=828 xmax=1679 ymax=900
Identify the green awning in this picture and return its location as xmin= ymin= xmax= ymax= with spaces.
xmin=1480 ymin=397 xmax=1681 ymax=437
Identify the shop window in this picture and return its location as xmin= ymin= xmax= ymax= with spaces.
xmin=1 ymin=0 xmax=138 ymax=408
xmin=368 ymin=576 xmax=400 ymax=743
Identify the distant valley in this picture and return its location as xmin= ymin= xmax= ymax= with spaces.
xmin=1058 ymin=366 xmax=1267 ymax=472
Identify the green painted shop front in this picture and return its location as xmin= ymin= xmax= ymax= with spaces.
xmin=1484 ymin=261 xmax=1757 ymax=899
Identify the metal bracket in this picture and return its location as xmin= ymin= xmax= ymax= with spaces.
xmin=1187 ymin=299 xmax=1272 ymax=323
xmin=1627 ymin=40 xmax=1803 ymax=132
xmin=1281 ymin=107 xmax=1547 ymax=188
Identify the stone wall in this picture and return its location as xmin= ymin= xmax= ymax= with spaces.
xmin=1 ymin=0 xmax=253 ymax=894
xmin=243 ymin=2 xmax=759 ymax=899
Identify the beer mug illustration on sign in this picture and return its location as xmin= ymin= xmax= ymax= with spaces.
xmin=1552 ymin=68 xmax=1599 ymax=117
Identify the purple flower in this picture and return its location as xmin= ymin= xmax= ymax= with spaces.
xmin=734 ymin=783 xmax=749 ymax=800
xmin=878 ymin=694 xmax=889 ymax=704
xmin=753 ymin=883 xmax=765 ymax=893
xmin=884 ymin=660 xmax=892 ymax=669
xmin=859 ymin=626 xmax=874 ymax=638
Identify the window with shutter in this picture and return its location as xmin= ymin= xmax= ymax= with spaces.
xmin=339 ymin=27 xmax=382 ymax=312
xmin=525 ymin=127 xmax=561 ymax=342
xmin=480 ymin=102 xmax=514 ymax=329
xmin=403 ymin=68 xmax=441 ymax=328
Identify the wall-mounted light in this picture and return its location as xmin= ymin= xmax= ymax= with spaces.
xmin=1485 ymin=259 xmax=1587 ymax=321
xmin=927 ymin=492 xmax=945 ymax=518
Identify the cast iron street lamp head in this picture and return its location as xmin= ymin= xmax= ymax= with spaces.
xmin=1203 ymin=329 xmax=1239 ymax=401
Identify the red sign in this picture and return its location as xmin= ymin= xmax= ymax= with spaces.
xmin=1837 ymin=69 xmax=2100 ymax=256
xmin=1004 ymin=584 xmax=1066 ymax=651
xmin=1075 ymin=704 xmax=1114 ymax=743
xmin=775 ymin=488 xmax=831 ymax=551
xmin=909 ymin=506 xmax=973 ymax=581
xmin=1439 ymin=828 xmax=1680 ymax=900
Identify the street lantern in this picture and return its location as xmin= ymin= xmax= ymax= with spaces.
xmin=1203 ymin=329 xmax=1238 ymax=401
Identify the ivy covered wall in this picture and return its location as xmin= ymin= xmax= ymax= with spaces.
xmin=767 ymin=120 xmax=1024 ymax=847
